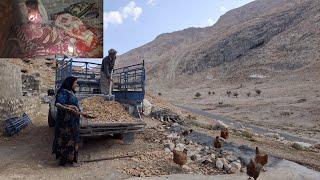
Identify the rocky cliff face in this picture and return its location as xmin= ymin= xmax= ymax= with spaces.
xmin=118 ymin=0 xmax=320 ymax=90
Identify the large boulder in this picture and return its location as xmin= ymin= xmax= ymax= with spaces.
xmin=292 ymin=142 xmax=312 ymax=150
xmin=143 ymin=99 xmax=153 ymax=116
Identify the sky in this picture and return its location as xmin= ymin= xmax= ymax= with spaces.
xmin=80 ymin=0 xmax=256 ymax=63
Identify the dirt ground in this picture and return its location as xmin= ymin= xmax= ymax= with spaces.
xmin=0 ymin=104 xmax=222 ymax=180
xmin=0 ymin=93 xmax=319 ymax=179
xmin=160 ymin=63 xmax=320 ymax=140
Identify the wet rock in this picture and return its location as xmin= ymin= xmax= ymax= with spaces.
xmin=216 ymin=158 xmax=224 ymax=169
xmin=239 ymin=155 xmax=250 ymax=166
xmin=292 ymin=142 xmax=312 ymax=150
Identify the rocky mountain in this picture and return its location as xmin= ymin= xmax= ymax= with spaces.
xmin=118 ymin=0 xmax=319 ymax=91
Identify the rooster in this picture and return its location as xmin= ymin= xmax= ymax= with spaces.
xmin=247 ymin=159 xmax=263 ymax=180
xmin=213 ymin=136 xmax=222 ymax=149
xmin=220 ymin=128 xmax=229 ymax=140
xmin=173 ymin=149 xmax=188 ymax=168
xmin=255 ymin=147 xmax=268 ymax=171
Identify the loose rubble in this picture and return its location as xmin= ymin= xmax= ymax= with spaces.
xmin=81 ymin=96 xmax=136 ymax=123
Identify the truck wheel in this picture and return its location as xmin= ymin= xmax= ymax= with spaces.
xmin=123 ymin=132 xmax=135 ymax=145
xmin=48 ymin=111 xmax=55 ymax=127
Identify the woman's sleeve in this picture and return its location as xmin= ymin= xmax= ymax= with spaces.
xmin=56 ymin=89 xmax=68 ymax=105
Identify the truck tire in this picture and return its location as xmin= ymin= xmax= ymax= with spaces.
xmin=48 ymin=110 xmax=55 ymax=127
xmin=47 ymin=89 xmax=55 ymax=96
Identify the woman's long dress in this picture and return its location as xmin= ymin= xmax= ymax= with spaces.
xmin=52 ymin=89 xmax=80 ymax=163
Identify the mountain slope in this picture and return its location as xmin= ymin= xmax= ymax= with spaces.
xmin=118 ymin=0 xmax=319 ymax=91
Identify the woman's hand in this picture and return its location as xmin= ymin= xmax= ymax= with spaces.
xmin=67 ymin=105 xmax=79 ymax=112
xmin=68 ymin=107 xmax=80 ymax=116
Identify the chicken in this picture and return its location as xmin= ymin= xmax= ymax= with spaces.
xmin=255 ymin=147 xmax=268 ymax=167
xmin=247 ymin=159 xmax=263 ymax=180
xmin=173 ymin=149 xmax=188 ymax=167
xmin=213 ymin=136 xmax=222 ymax=149
xmin=181 ymin=129 xmax=193 ymax=136
xmin=220 ymin=128 xmax=229 ymax=140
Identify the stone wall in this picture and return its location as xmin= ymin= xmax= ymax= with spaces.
xmin=0 ymin=61 xmax=41 ymax=123
xmin=0 ymin=61 xmax=22 ymax=98
xmin=22 ymin=74 xmax=41 ymax=93
xmin=0 ymin=97 xmax=41 ymax=121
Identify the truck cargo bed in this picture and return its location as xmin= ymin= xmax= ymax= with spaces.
xmin=79 ymin=117 xmax=146 ymax=137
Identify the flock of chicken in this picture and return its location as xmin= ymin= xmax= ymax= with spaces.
xmin=171 ymin=128 xmax=269 ymax=180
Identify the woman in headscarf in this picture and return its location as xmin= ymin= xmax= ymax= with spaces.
xmin=52 ymin=76 xmax=89 ymax=166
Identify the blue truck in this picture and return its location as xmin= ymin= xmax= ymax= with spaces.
xmin=48 ymin=57 xmax=146 ymax=144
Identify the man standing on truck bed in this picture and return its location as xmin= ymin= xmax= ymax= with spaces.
xmin=101 ymin=49 xmax=117 ymax=94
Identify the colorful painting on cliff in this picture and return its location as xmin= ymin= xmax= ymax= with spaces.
xmin=2 ymin=0 xmax=103 ymax=58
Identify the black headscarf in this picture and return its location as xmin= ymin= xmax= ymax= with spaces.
xmin=56 ymin=76 xmax=78 ymax=97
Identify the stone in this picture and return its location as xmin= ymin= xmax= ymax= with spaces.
xmin=213 ymin=120 xmax=228 ymax=130
xmin=216 ymin=158 xmax=224 ymax=169
xmin=167 ymin=133 xmax=179 ymax=139
xmin=143 ymin=99 xmax=153 ymax=116
xmin=202 ymin=159 xmax=213 ymax=165
xmin=265 ymin=132 xmax=280 ymax=139
xmin=131 ymin=158 xmax=140 ymax=162
xmin=172 ymin=123 xmax=179 ymax=126
xmin=226 ymin=155 xmax=238 ymax=162
xmin=224 ymin=163 xmax=232 ymax=171
xmin=314 ymin=143 xmax=320 ymax=149
xmin=176 ymin=143 xmax=185 ymax=149
xmin=164 ymin=143 xmax=175 ymax=151
xmin=230 ymin=162 xmax=242 ymax=171
xmin=210 ymin=153 xmax=216 ymax=160
xmin=292 ymin=142 xmax=312 ymax=150
xmin=228 ymin=166 xmax=238 ymax=174
xmin=190 ymin=154 xmax=201 ymax=161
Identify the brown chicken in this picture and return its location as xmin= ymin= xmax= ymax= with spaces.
xmin=213 ymin=136 xmax=222 ymax=149
xmin=255 ymin=147 xmax=268 ymax=167
xmin=247 ymin=159 xmax=263 ymax=180
xmin=173 ymin=149 xmax=188 ymax=167
xmin=220 ymin=128 xmax=229 ymax=139
xmin=181 ymin=129 xmax=193 ymax=136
